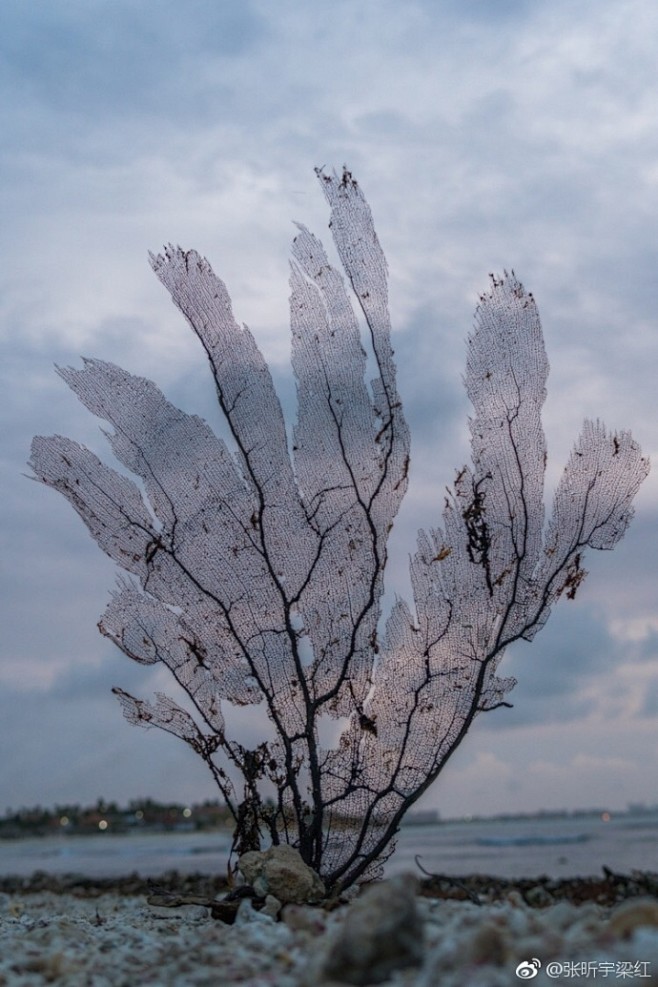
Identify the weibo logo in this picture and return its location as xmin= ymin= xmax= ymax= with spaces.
xmin=516 ymin=958 xmax=542 ymax=979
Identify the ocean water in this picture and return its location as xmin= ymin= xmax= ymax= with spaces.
xmin=389 ymin=812 xmax=658 ymax=880
xmin=0 ymin=812 xmax=656 ymax=881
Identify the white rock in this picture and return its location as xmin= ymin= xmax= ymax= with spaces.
xmin=238 ymin=845 xmax=326 ymax=904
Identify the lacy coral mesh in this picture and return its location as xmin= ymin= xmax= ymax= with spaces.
xmin=29 ymin=168 xmax=648 ymax=894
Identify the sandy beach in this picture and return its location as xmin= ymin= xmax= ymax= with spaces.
xmin=2 ymin=871 xmax=658 ymax=985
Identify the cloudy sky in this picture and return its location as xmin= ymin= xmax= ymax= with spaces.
xmin=1 ymin=0 xmax=657 ymax=821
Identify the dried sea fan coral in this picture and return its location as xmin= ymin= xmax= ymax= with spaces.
xmin=30 ymin=168 xmax=648 ymax=894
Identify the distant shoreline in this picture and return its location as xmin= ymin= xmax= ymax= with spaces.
xmin=3 ymin=801 xmax=657 ymax=840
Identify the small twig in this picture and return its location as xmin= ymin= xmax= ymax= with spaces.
xmin=414 ymin=855 xmax=481 ymax=905
xmin=146 ymin=881 xmax=263 ymax=924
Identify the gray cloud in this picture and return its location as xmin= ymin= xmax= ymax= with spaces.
xmin=0 ymin=681 xmax=208 ymax=813
xmin=0 ymin=0 xmax=263 ymax=126
xmin=1 ymin=0 xmax=656 ymax=817
xmin=641 ymin=678 xmax=658 ymax=718
xmin=491 ymin=607 xmax=621 ymax=729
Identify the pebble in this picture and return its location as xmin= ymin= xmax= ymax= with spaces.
xmin=607 ymin=899 xmax=658 ymax=939
xmin=2 ymin=883 xmax=658 ymax=986
xmin=320 ymin=874 xmax=424 ymax=985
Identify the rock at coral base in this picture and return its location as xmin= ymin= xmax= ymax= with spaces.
xmin=321 ymin=873 xmax=423 ymax=985
xmin=238 ymin=845 xmax=326 ymax=904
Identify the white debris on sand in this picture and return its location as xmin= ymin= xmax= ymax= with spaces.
xmin=2 ymin=884 xmax=658 ymax=987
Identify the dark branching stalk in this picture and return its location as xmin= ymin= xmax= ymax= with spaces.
xmin=29 ymin=168 xmax=649 ymax=895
